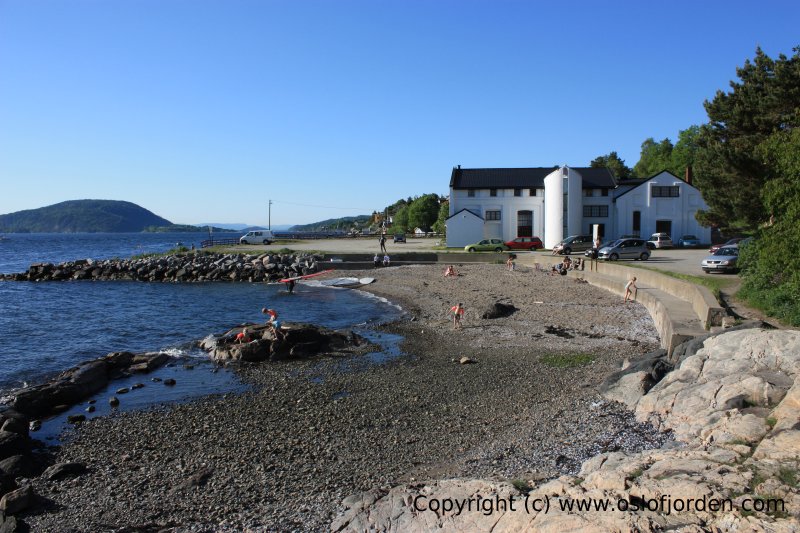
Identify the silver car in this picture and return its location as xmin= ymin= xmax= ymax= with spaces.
xmin=597 ymin=239 xmax=650 ymax=261
xmin=701 ymin=246 xmax=739 ymax=273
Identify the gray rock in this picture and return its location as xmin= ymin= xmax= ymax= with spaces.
xmin=43 ymin=462 xmax=87 ymax=481
xmin=0 ymin=485 xmax=33 ymax=515
xmin=0 ymin=456 xmax=37 ymax=479
xmin=0 ymin=433 xmax=27 ymax=461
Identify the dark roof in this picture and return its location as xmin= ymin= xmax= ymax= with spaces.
xmin=613 ymin=170 xmax=698 ymax=201
xmin=449 ymin=167 xmax=616 ymax=189
xmin=446 ymin=208 xmax=483 ymax=221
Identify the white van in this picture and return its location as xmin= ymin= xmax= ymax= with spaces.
xmin=240 ymin=230 xmax=275 ymax=245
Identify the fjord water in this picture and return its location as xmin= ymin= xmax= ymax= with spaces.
xmin=0 ymin=233 xmax=402 ymax=397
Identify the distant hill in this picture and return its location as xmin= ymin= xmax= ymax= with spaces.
xmin=0 ymin=200 xmax=176 ymax=233
xmin=289 ymin=215 xmax=371 ymax=232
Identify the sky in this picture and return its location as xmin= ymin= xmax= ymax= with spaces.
xmin=1 ymin=1 xmax=798 ymax=227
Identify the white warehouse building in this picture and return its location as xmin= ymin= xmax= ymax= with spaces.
xmin=446 ymin=165 xmax=711 ymax=249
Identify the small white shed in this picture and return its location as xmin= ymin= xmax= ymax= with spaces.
xmin=445 ymin=209 xmax=484 ymax=248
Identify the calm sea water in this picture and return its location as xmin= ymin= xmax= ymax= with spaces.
xmin=0 ymin=233 xmax=403 ymax=399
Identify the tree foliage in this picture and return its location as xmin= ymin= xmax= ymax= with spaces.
xmin=632 ymin=138 xmax=674 ymax=178
xmin=693 ymin=46 xmax=800 ymax=230
xmin=737 ymin=127 xmax=800 ymax=325
xmin=407 ymin=194 xmax=440 ymax=231
xmin=590 ymin=152 xmax=632 ymax=179
xmin=432 ymin=200 xmax=449 ymax=235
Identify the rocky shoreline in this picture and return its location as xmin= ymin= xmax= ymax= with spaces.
xmin=0 ymin=251 xmax=324 ymax=283
xmin=0 ymin=263 xmax=723 ymax=531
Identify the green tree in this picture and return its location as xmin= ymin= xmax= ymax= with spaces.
xmin=693 ymin=46 xmax=800 ymax=230
xmin=632 ymin=138 xmax=674 ymax=178
xmin=407 ymin=194 xmax=441 ymax=231
xmin=590 ymin=152 xmax=632 ymax=179
xmin=737 ymin=127 xmax=800 ymax=325
xmin=670 ymin=125 xmax=701 ymax=177
xmin=432 ymin=200 xmax=449 ymax=234
xmin=392 ymin=205 xmax=409 ymax=233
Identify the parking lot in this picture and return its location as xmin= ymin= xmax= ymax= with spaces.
xmin=238 ymin=238 xmax=727 ymax=278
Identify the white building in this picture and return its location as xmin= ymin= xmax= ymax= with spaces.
xmin=446 ymin=165 xmax=711 ymax=248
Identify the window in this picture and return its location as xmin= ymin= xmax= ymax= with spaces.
xmin=601 ymin=189 xmax=609 ymax=197
xmin=514 ymin=188 xmax=522 ymax=197
xmin=633 ymin=211 xmax=641 ymax=232
xmin=467 ymin=189 xmax=475 ymax=197
xmin=490 ymin=188 xmax=497 ymax=197
xmin=652 ymin=185 xmax=680 ymax=197
xmin=583 ymin=189 xmax=593 ymax=197
xmin=583 ymin=205 xmax=609 ymax=217
xmin=528 ymin=188 xmax=536 ymax=196
xmin=486 ymin=210 xmax=501 ymax=221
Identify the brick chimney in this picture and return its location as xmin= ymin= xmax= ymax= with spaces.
xmin=685 ymin=166 xmax=693 ymax=185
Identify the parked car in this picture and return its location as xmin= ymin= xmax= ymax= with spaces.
xmin=240 ymin=230 xmax=275 ymax=245
xmin=710 ymin=237 xmax=747 ymax=253
xmin=701 ymin=246 xmax=740 ymax=273
xmin=678 ymin=235 xmax=701 ymax=248
xmin=393 ymin=233 xmax=406 ymax=243
xmin=505 ymin=236 xmax=544 ymax=251
xmin=597 ymin=239 xmax=651 ymax=261
xmin=646 ymin=233 xmax=673 ymax=249
xmin=464 ymin=239 xmax=509 ymax=252
xmin=584 ymin=240 xmax=616 ymax=258
xmin=552 ymin=235 xmax=594 ymax=255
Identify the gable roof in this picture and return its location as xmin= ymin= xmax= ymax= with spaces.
xmin=613 ymin=170 xmax=698 ymax=201
xmin=450 ymin=166 xmax=616 ymax=189
xmin=446 ymin=208 xmax=484 ymax=221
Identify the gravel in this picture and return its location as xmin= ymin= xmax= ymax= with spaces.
xmin=24 ymin=264 xmax=669 ymax=532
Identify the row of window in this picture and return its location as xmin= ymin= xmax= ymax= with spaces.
xmin=482 ymin=205 xmax=609 ymax=221
xmin=466 ymin=188 xmax=611 ymax=197
xmin=465 ymin=185 xmax=679 ymax=198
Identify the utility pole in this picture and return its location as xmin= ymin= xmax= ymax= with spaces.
xmin=268 ymin=200 xmax=272 ymax=230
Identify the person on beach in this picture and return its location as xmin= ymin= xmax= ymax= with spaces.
xmin=383 ymin=254 xmax=390 ymax=267
xmin=286 ymin=279 xmax=296 ymax=294
xmin=506 ymin=254 xmax=516 ymax=271
xmin=444 ymin=265 xmax=458 ymax=277
xmin=235 ymin=328 xmax=250 ymax=344
xmin=373 ymin=254 xmax=381 ymax=268
xmin=624 ymin=277 xmax=638 ymax=303
xmin=379 ymin=235 xmax=387 ymax=254
xmin=450 ymin=303 xmax=465 ymax=329
xmin=262 ymin=308 xmax=283 ymax=339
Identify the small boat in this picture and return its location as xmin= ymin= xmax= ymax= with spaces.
xmin=316 ymin=277 xmax=375 ymax=288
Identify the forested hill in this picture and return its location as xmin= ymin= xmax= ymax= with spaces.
xmin=289 ymin=215 xmax=372 ymax=232
xmin=0 ymin=200 xmax=174 ymax=233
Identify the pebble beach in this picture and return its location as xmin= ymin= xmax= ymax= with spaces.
xmin=24 ymin=263 xmax=671 ymax=532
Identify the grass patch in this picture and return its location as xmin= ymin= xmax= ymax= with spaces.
xmin=629 ymin=467 xmax=644 ymax=479
xmin=510 ymin=479 xmax=532 ymax=492
xmin=766 ymin=417 xmax=777 ymax=429
xmin=540 ymin=353 xmax=594 ymax=368
xmin=636 ymin=267 xmax=736 ymax=302
xmin=777 ymin=466 xmax=798 ymax=488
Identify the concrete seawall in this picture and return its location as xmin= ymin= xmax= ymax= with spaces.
xmin=517 ymin=254 xmax=726 ymax=354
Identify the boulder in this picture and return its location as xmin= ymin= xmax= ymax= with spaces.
xmin=481 ymin=302 xmax=518 ymax=319
xmin=0 ymin=433 xmax=28 ymax=462
xmin=0 ymin=456 xmax=38 ymax=479
xmin=203 ymin=323 xmax=371 ymax=364
xmin=0 ymin=485 xmax=33 ymax=515
xmin=42 ymin=462 xmax=87 ymax=481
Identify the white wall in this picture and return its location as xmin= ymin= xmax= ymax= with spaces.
xmin=445 ymin=211 xmax=484 ymax=247
xmin=613 ymin=171 xmax=711 ymax=243
xmin=543 ymin=168 xmax=564 ymax=248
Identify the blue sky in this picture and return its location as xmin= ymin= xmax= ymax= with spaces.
xmin=1 ymin=0 xmax=798 ymax=226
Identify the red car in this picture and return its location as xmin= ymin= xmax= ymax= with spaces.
xmin=710 ymin=237 xmax=746 ymax=253
xmin=505 ymin=236 xmax=544 ymax=251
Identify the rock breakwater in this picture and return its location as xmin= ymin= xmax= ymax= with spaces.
xmin=0 ymin=252 xmax=323 ymax=283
